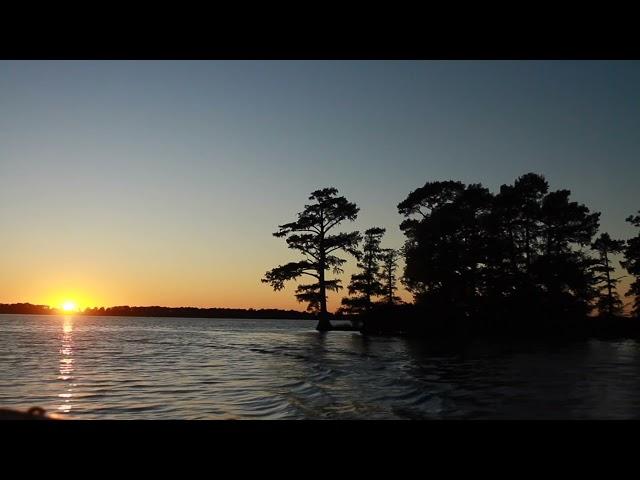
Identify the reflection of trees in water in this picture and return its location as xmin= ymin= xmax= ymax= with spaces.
xmin=396 ymin=338 xmax=640 ymax=419
xmin=295 ymin=330 xmax=327 ymax=359
xmin=347 ymin=332 xmax=371 ymax=356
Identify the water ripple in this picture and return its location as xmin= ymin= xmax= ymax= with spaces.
xmin=3 ymin=315 xmax=640 ymax=419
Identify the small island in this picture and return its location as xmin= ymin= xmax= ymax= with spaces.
xmin=262 ymin=173 xmax=640 ymax=340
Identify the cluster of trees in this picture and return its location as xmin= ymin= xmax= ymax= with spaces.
xmin=338 ymin=227 xmax=402 ymax=316
xmin=397 ymin=173 xmax=639 ymax=335
xmin=261 ymin=188 xmax=401 ymax=331
xmin=263 ymin=174 xmax=640 ymax=334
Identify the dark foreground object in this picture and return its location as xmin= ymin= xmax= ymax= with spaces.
xmin=352 ymin=304 xmax=640 ymax=340
xmin=0 ymin=407 xmax=58 ymax=420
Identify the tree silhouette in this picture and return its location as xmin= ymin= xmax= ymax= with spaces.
xmin=533 ymin=186 xmax=601 ymax=320
xmin=622 ymin=212 xmax=640 ymax=318
xmin=379 ymin=248 xmax=402 ymax=305
xmin=397 ymin=173 xmax=601 ymax=332
xmin=340 ymin=227 xmax=386 ymax=315
xmin=591 ymin=233 xmax=626 ymax=317
xmin=398 ymin=181 xmax=492 ymax=321
xmin=494 ymin=173 xmax=549 ymax=273
xmin=262 ymin=187 xmax=360 ymax=331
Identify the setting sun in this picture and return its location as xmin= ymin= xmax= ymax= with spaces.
xmin=62 ymin=301 xmax=77 ymax=312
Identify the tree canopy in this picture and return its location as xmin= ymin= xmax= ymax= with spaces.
xmin=398 ymin=173 xmax=601 ymax=331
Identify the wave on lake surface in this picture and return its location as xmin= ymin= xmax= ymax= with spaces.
xmin=2 ymin=315 xmax=640 ymax=419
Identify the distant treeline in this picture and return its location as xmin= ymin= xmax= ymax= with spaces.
xmin=82 ymin=306 xmax=324 ymax=319
xmin=0 ymin=303 xmax=57 ymax=315
xmin=0 ymin=303 xmax=326 ymax=320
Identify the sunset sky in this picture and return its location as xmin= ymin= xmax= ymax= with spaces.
xmin=1 ymin=61 xmax=639 ymax=311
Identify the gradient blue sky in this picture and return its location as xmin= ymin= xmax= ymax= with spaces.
xmin=1 ymin=61 xmax=639 ymax=310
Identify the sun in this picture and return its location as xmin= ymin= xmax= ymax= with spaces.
xmin=62 ymin=301 xmax=77 ymax=312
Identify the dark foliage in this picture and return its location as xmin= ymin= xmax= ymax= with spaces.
xmin=262 ymin=187 xmax=360 ymax=330
xmin=379 ymin=248 xmax=402 ymax=306
xmin=591 ymin=233 xmax=626 ymax=316
xmin=395 ymin=173 xmax=602 ymax=335
xmin=622 ymin=212 xmax=640 ymax=317
xmin=339 ymin=227 xmax=386 ymax=315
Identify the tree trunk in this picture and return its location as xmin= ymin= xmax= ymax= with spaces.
xmin=316 ymin=313 xmax=331 ymax=331
xmin=524 ymin=223 xmax=531 ymax=273
xmin=604 ymin=250 xmax=613 ymax=317
xmin=316 ymin=277 xmax=331 ymax=330
xmin=316 ymin=226 xmax=331 ymax=332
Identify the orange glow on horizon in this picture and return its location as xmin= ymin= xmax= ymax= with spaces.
xmin=8 ymin=269 xmax=414 ymax=313
xmin=9 ymin=287 xmax=415 ymax=313
xmin=46 ymin=292 xmax=94 ymax=313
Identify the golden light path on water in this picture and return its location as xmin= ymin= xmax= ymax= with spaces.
xmin=58 ymin=316 xmax=75 ymax=414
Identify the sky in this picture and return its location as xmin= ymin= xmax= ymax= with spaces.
xmin=0 ymin=60 xmax=639 ymax=311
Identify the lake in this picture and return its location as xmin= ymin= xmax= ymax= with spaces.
xmin=2 ymin=314 xmax=640 ymax=419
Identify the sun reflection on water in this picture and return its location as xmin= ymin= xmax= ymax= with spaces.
xmin=58 ymin=317 xmax=76 ymax=414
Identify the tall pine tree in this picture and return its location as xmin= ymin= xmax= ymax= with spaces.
xmin=340 ymin=227 xmax=386 ymax=314
xmin=379 ymin=248 xmax=402 ymax=305
xmin=591 ymin=232 xmax=625 ymax=317
xmin=262 ymin=188 xmax=360 ymax=331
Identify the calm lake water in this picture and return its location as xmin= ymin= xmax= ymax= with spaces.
xmin=2 ymin=314 xmax=640 ymax=419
